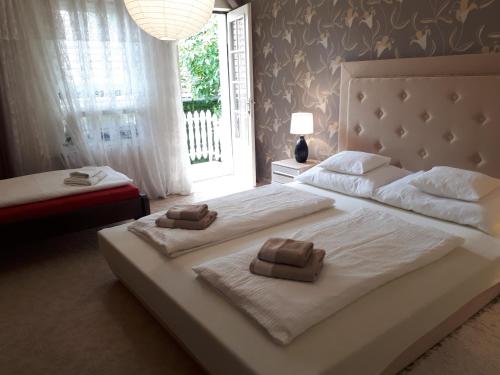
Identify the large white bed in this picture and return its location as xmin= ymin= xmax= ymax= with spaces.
xmin=99 ymin=53 xmax=500 ymax=375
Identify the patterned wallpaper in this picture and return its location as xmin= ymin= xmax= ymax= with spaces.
xmin=251 ymin=0 xmax=500 ymax=181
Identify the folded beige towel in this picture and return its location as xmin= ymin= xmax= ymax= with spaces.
xmin=155 ymin=211 xmax=217 ymax=230
xmin=250 ymin=249 xmax=325 ymax=282
xmin=64 ymin=170 xmax=107 ymax=186
xmin=166 ymin=204 xmax=209 ymax=221
xmin=258 ymin=238 xmax=314 ymax=267
xmin=70 ymin=167 xmax=104 ymax=178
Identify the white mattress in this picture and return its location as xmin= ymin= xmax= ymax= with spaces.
xmin=98 ymin=182 xmax=500 ymax=375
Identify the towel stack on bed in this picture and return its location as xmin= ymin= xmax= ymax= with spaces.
xmin=250 ymin=238 xmax=325 ymax=282
xmin=64 ymin=168 xmax=107 ymax=186
xmin=156 ymin=204 xmax=217 ymax=230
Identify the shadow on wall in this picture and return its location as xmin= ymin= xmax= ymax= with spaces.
xmin=251 ymin=0 xmax=500 ymax=181
xmin=0 ymin=90 xmax=13 ymax=180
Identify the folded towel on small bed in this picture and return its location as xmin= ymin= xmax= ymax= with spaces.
xmin=64 ymin=170 xmax=107 ymax=186
xmin=250 ymin=249 xmax=325 ymax=283
xmin=166 ymin=204 xmax=209 ymax=221
xmin=258 ymin=238 xmax=314 ymax=267
xmin=70 ymin=167 xmax=104 ymax=179
xmin=155 ymin=211 xmax=217 ymax=230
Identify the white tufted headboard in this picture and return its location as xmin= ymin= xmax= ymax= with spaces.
xmin=339 ymin=54 xmax=500 ymax=178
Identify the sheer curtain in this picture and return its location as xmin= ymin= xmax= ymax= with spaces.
xmin=0 ymin=0 xmax=191 ymax=197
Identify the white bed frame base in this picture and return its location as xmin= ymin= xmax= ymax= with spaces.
xmin=99 ymin=53 xmax=500 ymax=375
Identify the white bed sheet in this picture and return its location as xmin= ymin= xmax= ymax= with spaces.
xmin=98 ymin=182 xmax=500 ymax=375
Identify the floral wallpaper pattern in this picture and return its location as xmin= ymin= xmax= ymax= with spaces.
xmin=251 ymin=0 xmax=500 ymax=181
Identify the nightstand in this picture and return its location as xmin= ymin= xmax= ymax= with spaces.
xmin=271 ymin=159 xmax=318 ymax=184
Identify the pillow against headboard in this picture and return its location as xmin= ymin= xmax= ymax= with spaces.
xmin=409 ymin=166 xmax=500 ymax=202
xmin=343 ymin=75 xmax=500 ymax=178
xmin=373 ymin=172 xmax=500 ymax=236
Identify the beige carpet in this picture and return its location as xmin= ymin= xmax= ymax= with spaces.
xmin=402 ymin=296 xmax=500 ymax=375
xmin=0 ymin=228 xmax=205 ymax=375
xmin=0 ymin=194 xmax=499 ymax=375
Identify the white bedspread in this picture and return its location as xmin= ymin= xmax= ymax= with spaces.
xmin=193 ymin=208 xmax=464 ymax=345
xmin=0 ymin=166 xmax=133 ymax=208
xmin=128 ymin=184 xmax=334 ymax=258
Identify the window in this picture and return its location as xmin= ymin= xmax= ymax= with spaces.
xmin=58 ymin=2 xmax=140 ymax=144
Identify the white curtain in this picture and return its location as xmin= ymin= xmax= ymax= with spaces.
xmin=0 ymin=0 xmax=191 ymax=197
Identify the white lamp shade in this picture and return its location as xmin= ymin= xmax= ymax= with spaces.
xmin=290 ymin=112 xmax=314 ymax=135
xmin=124 ymin=0 xmax=215 ymax=41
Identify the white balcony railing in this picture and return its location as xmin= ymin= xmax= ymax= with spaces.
xmin=184 ymin=109 xmax=222 ymax=164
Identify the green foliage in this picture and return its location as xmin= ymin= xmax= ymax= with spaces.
xmin=179 ymin=16 xmax=220 ymax=100
xmin=182 ymin=98 xmax=221 ymax=116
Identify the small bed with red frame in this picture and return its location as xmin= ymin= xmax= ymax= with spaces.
xmin=0 ymin=167 xmax=149 ymax=239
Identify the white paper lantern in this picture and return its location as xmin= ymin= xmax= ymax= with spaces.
xmin=124 ymin=0 xmax=215 ymax=41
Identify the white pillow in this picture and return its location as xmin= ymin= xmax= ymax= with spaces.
xmin=318 ymin=151 xmax=391 ymax=175
xmin=295 ymin=165 xmax=410 ymax=198
xmin=410 ymin=166 xmax=500 ymax=202
xmin=374 ymin=172 xmax=500 ymax=236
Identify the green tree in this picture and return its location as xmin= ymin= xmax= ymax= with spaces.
xmin=179 ymin=16 xmax=220 ymax=100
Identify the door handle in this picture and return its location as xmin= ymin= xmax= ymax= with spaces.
xmin=247 ymin=99 xmax=255 ymax=114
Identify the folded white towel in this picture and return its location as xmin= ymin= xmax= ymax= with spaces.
xmin=64 ymin=170 xmax=107 ymax=186
xmin=70 ymin=167 xmax=104 ymax=179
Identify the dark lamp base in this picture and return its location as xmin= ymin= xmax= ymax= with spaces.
xmin=294 ymin=136 xmax=309 ymax=163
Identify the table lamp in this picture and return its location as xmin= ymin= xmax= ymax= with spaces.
xmin=290 ymin=112 xmax=314 ymax=163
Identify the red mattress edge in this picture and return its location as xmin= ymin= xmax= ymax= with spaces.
xmin=0 ymin=184 xmax=140 ymax=224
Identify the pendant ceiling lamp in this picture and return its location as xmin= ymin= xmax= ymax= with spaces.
xmin=124 ymin=0 xmax=215 ymax=41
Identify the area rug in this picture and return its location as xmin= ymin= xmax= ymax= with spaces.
xmin=403 ymin=296 xmax=500 ymax=374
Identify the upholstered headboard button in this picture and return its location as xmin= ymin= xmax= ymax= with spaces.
xmin=443 ymin=131 xmax=456 ymax=144
xmin=450 ymin=92 xmax=460 ymax=103
xmin=476 ymin=114 xmax=488 ymax=126
xmin=418 ymin=148 xmax=428 ymax=159
xmin=471 ymin=152 xmax=484 ymax=167
xmin=374 ymin=140 xmax=384 ymax=152
xmin=420 ymin=111 xmax=431 ymax=123
xmin=395 ymin=126 xmax=407 ymax=138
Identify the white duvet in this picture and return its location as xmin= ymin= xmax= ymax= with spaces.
xmin=0 ymin=166 xmax=133 ymax=208
xmin=193 ymin=208 xmax=464 ymax=345
xmin=128 ymin=184 xmax=334 ymax=258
